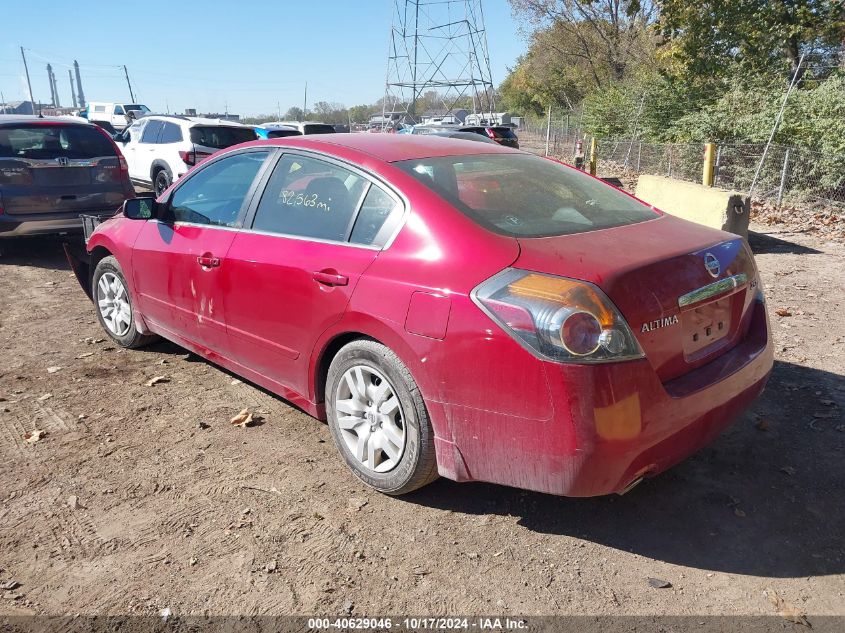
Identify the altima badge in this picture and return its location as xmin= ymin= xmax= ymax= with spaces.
xmin=641 ymin=315 xmax=680 ymax=333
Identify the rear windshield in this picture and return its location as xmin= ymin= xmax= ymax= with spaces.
xmin=189 ymin=126 xmax=256 ymax=149
xmin=395 ymin=153 xmax=657 ymax=238
xmin=267 ymin=128 xmax=302 ymax=138
xmin=303 ymin=124 xmax=336 ymax=135
xmin=490 ymin=127 xmax=517 ymax=139
xmin=0 ymin=124 xmax=115 ymax=159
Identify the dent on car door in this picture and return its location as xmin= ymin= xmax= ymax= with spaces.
xmin=130 ymin=149 xmax=273 ymax=352
xmin=221 ymin=153 xmax=404 ymax=398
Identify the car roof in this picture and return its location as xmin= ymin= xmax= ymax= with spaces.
xmin=0 ymin=114 xmax=94 ymax=127
xmin=141 ymin=115 xmax=250 ymax=128
xmin=248 ymin=133 xmax=520 ymax=162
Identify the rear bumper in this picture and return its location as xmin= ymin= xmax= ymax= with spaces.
xmin=441 ymin=300 xmax=773 ymax=497
xmin=0 ymin=213 xmax=85 ymax=237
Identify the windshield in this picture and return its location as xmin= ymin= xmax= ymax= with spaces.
xmin=190 ymin=126 xmax=257 ymax=149
xmin=0 ymin=124 xmax=115 ymax=159
xmin=395 ymin=153 xmax=657 ymax=238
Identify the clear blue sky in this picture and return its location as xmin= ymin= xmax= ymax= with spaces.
xmin=0 ymin=0 xmax=527 ymax=116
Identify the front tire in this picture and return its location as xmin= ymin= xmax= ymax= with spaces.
xmin=92 ymin=256 xmax=157 ymax=349
xmin=326 ymin=340 xmax=438 ymax=495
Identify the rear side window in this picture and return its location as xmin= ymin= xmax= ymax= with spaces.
xmin=0 ymin=125 xmax=115 ymax=159
xmin=169 ymin=151 xmax=270 ymax=226
xmin=159 ymin=122 xmax=183 ymax=144
xmin=189 ymin=126 xmax=257 ymax=149
xmin=141 ymin=120 xmax=163 ymax=143
xmin=350 ymin=184 xmax=401 ymax=246
xmin=252 ymin=154 xmax=367 ymax=242
xmin=396 ymin=153 xmax=656 ymax=238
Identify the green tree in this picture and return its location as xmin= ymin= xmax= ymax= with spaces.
xmin=657 ymin=0 xmax=845 ymax=79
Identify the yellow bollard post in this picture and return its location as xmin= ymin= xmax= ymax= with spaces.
xmin=702 ymin=142 xmax=716 ymax=187
xmin=589 ymin=137 xmax=597 ymax=176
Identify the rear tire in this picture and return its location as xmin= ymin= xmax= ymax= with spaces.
xmin=326 ymin=340 xmax=438 ymax=495
xmin=92 ymin=256 xmax=157 ymax=349
xmin=153 ymin=168 xmax=172 ymax=196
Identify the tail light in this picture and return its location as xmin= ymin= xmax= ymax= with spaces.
xmin=179 ymin=150 xmax=211 ymax=166
xmin=472 ymin=268 xmax=644 ymax=363
xmin=485 ymin=128 xmax=497 ymax=140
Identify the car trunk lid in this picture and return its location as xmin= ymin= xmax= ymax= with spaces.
xmin=514 ymin=215 xmax=758 ymax=382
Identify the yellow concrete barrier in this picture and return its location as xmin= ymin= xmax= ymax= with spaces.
xmin=634 ymin=175 xmax=750 ymax=238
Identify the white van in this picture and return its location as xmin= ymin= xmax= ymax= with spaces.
xmin=85 ymin=102 xmax=151 ymax=131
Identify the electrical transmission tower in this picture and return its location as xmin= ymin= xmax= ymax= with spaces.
xmin=383 ymin=0 xmax=495 ymax=127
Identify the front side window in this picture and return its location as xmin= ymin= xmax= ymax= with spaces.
xmin=168 ymin=151 xmax=270 ymax=226
xmin=114 ymin=105 xmax=125 ymax=115
xmin=396 ymin=153 xmax=657 ymax=238
xmin=252 ymin=155 xmax=367 ymax=242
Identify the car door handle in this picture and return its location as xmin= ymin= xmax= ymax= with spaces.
xmin=197 ymin=255 xmax=220 ymax=268
xmin=313 ymin=270 xmax=348 ymax=286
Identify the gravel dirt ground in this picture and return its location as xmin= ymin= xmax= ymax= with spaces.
xmin=0 ymin=222 xmax=843 ymax=622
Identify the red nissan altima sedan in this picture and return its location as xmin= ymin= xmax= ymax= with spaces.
xmin=67 ymin=134 xmax=773 ymax=497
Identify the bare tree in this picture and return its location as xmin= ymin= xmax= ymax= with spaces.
xmin=510 ymin=0 xmax=657 ymax=86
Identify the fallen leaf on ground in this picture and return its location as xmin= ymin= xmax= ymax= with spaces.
xmin=775 ymin=308 xmax=792 ymax=317
xmin=23 ymin=429 xmax=45 ymax=443
xmin=0 ymin=580 xmax=20 ymax=591
xmin=765 ymin=588 xmax=810 ymax=627
xmin=734 ymin=508 xmax=747 ymax=517
xmin=67 ymin=495 xmax=83 ymax=510
xmin=647 ymin=577 xmax=672 ymax=589
xmin=230 ymin=408 xmax=254 ymax=428
xmin=755 ymin=419 xmax=770 ymax=431
xmin=145 ymin=376 xmax=169 ymax=387
xmin=76 ymin=352 xmax=94 ymax=359
xmin=780 ymin=466 xmax=796 ymax=476
xmin=47 ymin=366 xmax=62 ymax=373
xmin=38 ymin=393 xmax=53 ymax=401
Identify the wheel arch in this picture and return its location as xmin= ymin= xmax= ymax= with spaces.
xmin=149 ymin=159 xmax=172 ymax=182
xmin=309 ymin=317 xmax=449 ymax=440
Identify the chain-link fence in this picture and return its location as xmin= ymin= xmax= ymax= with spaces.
xmin=518 ymin=121 xmax=845 ymax=209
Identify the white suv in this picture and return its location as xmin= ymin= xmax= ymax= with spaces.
xmin=116 ymin=115 xmax=257 ymax=194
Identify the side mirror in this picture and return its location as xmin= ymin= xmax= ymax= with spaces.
xmin=123 ymin=195 xmax=158 ymax=220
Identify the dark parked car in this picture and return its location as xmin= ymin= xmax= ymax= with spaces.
xmin=412 ymin=123 xmax=519 ymax=148
xmin=0 ymin=115 xmax=133 ymax=237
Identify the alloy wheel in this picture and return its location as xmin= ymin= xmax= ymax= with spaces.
xmin=97 ymin=272 xmax=132 ymax=336
xmin=334 ymin=365 xmax=407 ymax=473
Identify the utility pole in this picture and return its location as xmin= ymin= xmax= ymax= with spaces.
xmin=73 ymin=60 xmax=86 ymax=108
xmin=51 ymin=66 xmax=61 ymax=107
xmin=749 ymin=52 xmax=805 ymax=197
xmin=123 ymin=65 xmax=136 ymax=102
xmin=68 ymin=70 xmax=77 ymax=111
xmin=302 ymin=82 xmax=307 ymax=121
xmin=47 ymin=64 xmax=56 ymax=107
xmin=20 ymin=47 xmax=36 ymax=114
